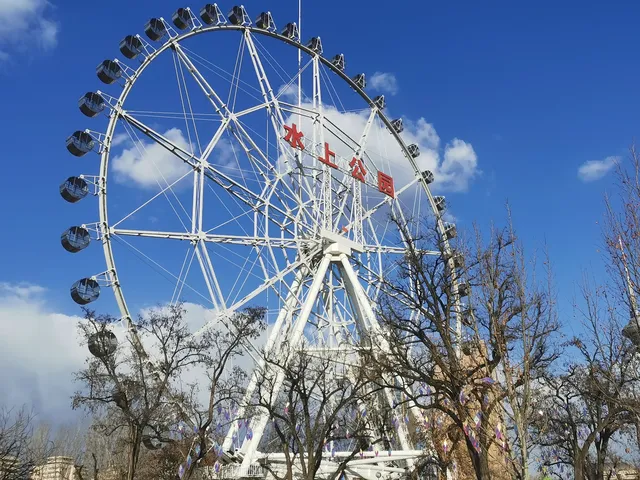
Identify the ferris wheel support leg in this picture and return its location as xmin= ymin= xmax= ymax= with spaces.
xmin=337 ymin=254 xmax=414 ymax=465
xmin=221 ymin=266 xmax=308 ymax=453
xmin=239 ymin=254 xmax=332 ymax=468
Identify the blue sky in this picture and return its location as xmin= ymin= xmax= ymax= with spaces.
xmin=0 ymin=0 xmax=637 ymax=418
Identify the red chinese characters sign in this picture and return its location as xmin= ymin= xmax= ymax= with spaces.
xmin=283 ymin=123 xmax=304 ymax=150
xmin=282 ymin=124 xmax=395 ymax=198
xmin=378 ymin=171 xmax=395 ymax=198
xmin=318 ymin=142 xmax=338 ymax=168
xmin=350 ymin=157 xmax=366 ymax=183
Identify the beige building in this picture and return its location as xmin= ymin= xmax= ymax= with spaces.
xmin=607 ymin=463 xmax=640 ymax=480
xmin=31 ymin=457 xmax=80 ymax=480
xmin=0 ymin=455 xmax=19 ymax=477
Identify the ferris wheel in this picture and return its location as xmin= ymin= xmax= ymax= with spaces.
xmin=60 ymin=4 xmax=467 ymax=479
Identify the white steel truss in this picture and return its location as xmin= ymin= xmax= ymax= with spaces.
xmin=67 ymin=21 xmax=466 ymax=480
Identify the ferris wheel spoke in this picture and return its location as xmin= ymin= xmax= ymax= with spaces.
xmin=110 ymin=228 xmax=316 ymax=250
xmin=361 ymin=245 xmax=439 ymax=255
xmin=111 ymin=167 xmax=193 ymax=228
xmin=173 ymin=48 xmax=205 ymax=158
xmin=179 ymin=45 xmax=264 ymax=104
xmin=194 ymin=240 xmax=226 ymax=310
xmin=333 ymin=107 xmax=378 ymax=242
xmin=232 ymin=118 xmax=316 ymax=230
xmin=111 ymin=234 xmax=213 ymax=306
xmin=233 ymin=101 xmax=271 ymax=118
xmin=117 ymin=109 xmax=310 ymax=234
xmin=243 ymin=30 xmax=318 ymax=217
xmin=226 ymin=32 xmax=246 ymax=112
xmin=171 ymin=246 xmax=198 ymax=305
xmin=117 ymin=121 xmax=193 ymax=230
xmin=342 ymin=176 xmax=421 ymax=236
xmin=173 ymin=43 xmax=231 ymax=120
xmin=193 ymin=247 xmax=318 ymax=338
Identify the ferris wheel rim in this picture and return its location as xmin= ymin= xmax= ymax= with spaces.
xmin=95 ymin=22 xmax=456 ymax=327
xmin=60 ymin=12 xmax=473 ymax=478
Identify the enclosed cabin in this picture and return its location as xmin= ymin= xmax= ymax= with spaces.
xmin=200 ymin=3 xmax=225 ymax=25
xmin=255 ymin=11 xmax=275 ymax=31
xmin=61 ymin=226 xmax=91 ymax=253
xmin=331 ymin=54 xmax=345 ymax=71
xmin=352 ymin=73 xmax=366 ymax=89
xmin=421 ymin=170 xmax=434 ymax=184
xmin=373 ymin=95 xmax=385 ymax=109
xmin=623 ymin=322 xmax=640 ymax=346
xmin=112 ymin=388 xmax=128 ymax=409
xmin=66 ymin=131 xmax=95 ymax=157
xmin=281 ymin=22 xmax=299 ymax=41
xmin=457 ymin=282 xmax=471 ymax=298
xmin=60 ymin=177 xmax=89 ymax=203
xmin=96 ymin=60 xmax=122 ymax=85
xmin=458 ymin=303 xmax=474 ymax=327
xmin=433 ymin=195 xmax=446 ymax=212
xmin=88 ymin=330 xmax=118 ymax=358
xmin=78 ymin=92 xmax=105 ymax=118
xmin=449 ymin=251 xmax=464 ymax=270
xmin=119 ymin=35 xmax=143 ymax=59
xmin=172 ymin=7 xmax=193 ymax=30
xmin=145 ymin=18 xmax=167 ymax=41
xmin=70 ymin=278 xmax=100 ymax=305
xmin=390 ymin=118 xmax=403 ymax=133
xmin=142 ymin=434 xmax=162 ymax=450
xmin=443 ymin=222 xmax=457 ymax=240
xmin=228 ymin=6 xmax=250 ymax=25
xmin=445 ymin=249 xmax=464 ymax=280
xmin=306 ymin=37 xmax=322 ymax=54
xmin=407 ymin=144 xmax=420 ymax=159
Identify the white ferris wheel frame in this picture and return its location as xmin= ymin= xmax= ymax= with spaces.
xmin=73 ymin=12 xmax=465 ymax=480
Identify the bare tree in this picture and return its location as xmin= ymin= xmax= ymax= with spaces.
xmin=371 ymin=216 xmax=558 ymax=480
xmin=252 ymin=343 xmax=377 ymax=480
xmin=534 ymin=280 xmax=640 ymax=480
xmin=0 ymin=406 xmax=47 ymax=480
xmin=178 ymin=307 xmax=266 ymax=480
xmin=603 ymin=146 xmax=640 ymax=340
xmin=72 ymin=303 xmax=215 ymax=480
xmin=478 ymin=218 xmax=560 ymax=480
xmin=80 ymin=412 xmax=131 ymax=480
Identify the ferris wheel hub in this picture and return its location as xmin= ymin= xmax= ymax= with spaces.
xmin=321 ymin=229 xmax=364 ymax=256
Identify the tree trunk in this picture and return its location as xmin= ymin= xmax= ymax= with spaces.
xmin=468 ymin=440 xmax=491 ymax=480
xmin=595 ymin=436 xmax=610 ymax=480
xmin=575 ymin=448 xmax=587 ymax=480
xmin=517 ymin=417 xmax=529 ymax=480
xmin=126 ymin=426 xmax=142 ymax=480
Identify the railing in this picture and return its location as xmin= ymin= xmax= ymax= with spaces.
xmin=201 ymin=464 xmax=266 ymax=479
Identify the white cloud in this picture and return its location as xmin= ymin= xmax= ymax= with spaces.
xmin=0 ymin=0 xmax=59 ymax=60
xmin=111 ymin=132 xmax=129 ymax=148
xmin=439 ymin=139 xmax=479 ymax=192
xmin=277 ymin=83 xmax=299 ymax=103
xmin=577 ymin=156 xmax=619 ymax=182
xmin=0 ymin=284 xmax=85 ymax=421
xmin=111 ymin=129 xmax=242 ymax=190
xmin=112 ymin=128 xmax=193 ymax=189
xmin=0 ymin=282 xmax=46 ymax=298
xmin=370 ymin=72 xmax=399 ymax=96
xmin=0 ymin=283 xmax=264 ymax=422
